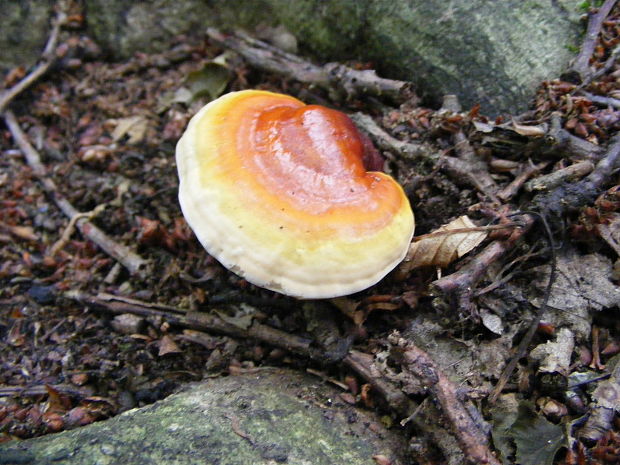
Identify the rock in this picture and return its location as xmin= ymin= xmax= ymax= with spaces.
xmin=0 ymin=1 xmax=54 ymax=73
xmin=0 ymin=369 xmax=409 ymax=465
xmin=0 ymin=1 xmax=582 ymax=115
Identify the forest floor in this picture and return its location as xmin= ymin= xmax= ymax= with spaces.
xmin=2 ymin=3 xmax=620 ymax=465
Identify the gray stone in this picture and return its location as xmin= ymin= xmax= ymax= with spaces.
xmin=1 ymin=0 xmax=583 ymax=115
xmin=0 ymin=1 xmax=54 ymax=72
xmin=0 ymin=369 xmax=409 ymax=465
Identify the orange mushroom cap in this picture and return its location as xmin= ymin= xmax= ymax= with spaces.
xmin=176 ymin=90 xmax=414 ymax=298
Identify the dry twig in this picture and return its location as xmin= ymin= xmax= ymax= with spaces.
xmin=349 ymin=112 xmax=435 ymax=163
xmin=207 ymin=28 xmax=413 ymax=103
xmin=431 ymin=214 xmax=535 ymax=317
xmin=67 ymin=291 xmax=425 ymax=433
xmin=533 ymin=132 xmax=620 ymax=216
xmin=570 ymin=0 xmax=617 ymax=82
xmin=544 ymin=112 xmax=604 ymax=161
xmin=3 ymin=111 xmax=148 ymax=275
xmin=401 ymin=344 xmax=500 ymax=465
xmin=343 ymin=350 xmax=412 ymax=417
xmin=0 ymin=8 xmax=67 ymax=114
xmin=497 ymin=161 xmax=549 ymax=201
xmin=440 ymin=95 xmax=499 ymax=201
xmin=66 ymin=290 xmax=317 ymax=358
xmin=525 ymin=160 xmax=595 ymax=192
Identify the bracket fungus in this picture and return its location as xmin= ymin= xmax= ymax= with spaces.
xmin=176 ymin=90 xmax=414 ymax=298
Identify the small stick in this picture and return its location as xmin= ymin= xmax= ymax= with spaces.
xmin=343 ymin=350 xmax=412 ymax=417
xmin=533 ymin=132 xmax=620 ymax=216
xmin=68 ymin=290 xmax=421 ymax=427
xmin=431 ymin=214 xmax=535 ymax=316
xmin=582 ymin=91 xmax=620 ymax=109
xmin=544 ymin=112 xmax=604 ymax=161
xmin=451 ymin=129 xmax=499 ymax=203
xmin=349 ymin=112 xmax=434 ymax=163
xmin=66 ymin=290 xmax=317 ymax=358
xmin=207 ymin=28 xmax=413 ymax=103
xmin=3 ymin=111 xmax=148 ymax=275
xmin=0 ymin=9 xmax=67 ymax=114
xmin=589 ymin=326 xmax=606 ymax=371
xmin=583 ymin=44 xmax=620 ymax=87
xmin=570 ymin=0 xmax=617 ymax=82
xmin=497 ymin=161 xmax=549 ymax=201
xmin=440 ymin=95 xmax=500 ymax=201
xmin=401 ymin=344 xmax=501 ymax=465
xmin=48 ymin=204 xmax=107 ymax=257
xmin=0 ymin=384 xmax=89 ymax=399
xmin=525 ymin=160 xmax=595 ymax=192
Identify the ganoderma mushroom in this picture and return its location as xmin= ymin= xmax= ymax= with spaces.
xmin=176 ymin=90 xmax=414 ymax=298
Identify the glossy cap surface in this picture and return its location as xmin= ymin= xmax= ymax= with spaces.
xmin=176 ymin=90 xmax=414 ymax=298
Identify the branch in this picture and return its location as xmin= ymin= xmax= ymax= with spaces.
xmin=0 ymin=8 xmax=67 ymax=114
xmin=544 ymin=112 xmax=604 ymax=161
xmin=401 ymin=344 xmax=500 ymax=465
xmin=66 ymin=291 xmax=318 ymax=358
xmin=206 ymin=28 xmax=414 ymax=103
xmin=3 ymin=111 xmax=148 ymax=275
xmin=349 ymin=112 xmax=437 ymax=163
xmin=569 ymin=0 xmax=617 ymax=82
xmin=532 ymin=132 xmax=620 ymax=216
xmin=430 ymin=214 xmax=535 ymax=317
xmin=343 ymin=350 xmax=413 ymax=417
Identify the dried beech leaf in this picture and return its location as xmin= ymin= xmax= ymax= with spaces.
xmin=111 ymin=115 xmax=149 ymax=144
xmin=511 ymin=120 xmax=546 ymax=137
xmin=400 ymin=215 xmax=487 ymax=272
xmin=158 ymin=335 xmax=182 ymax=356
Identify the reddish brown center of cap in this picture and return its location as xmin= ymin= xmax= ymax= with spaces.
xmin=249 ymin=105 xmax=376 ymax=214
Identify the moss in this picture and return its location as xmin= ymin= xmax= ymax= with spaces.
xmin=0 ymin=370 xmax=408 ymax=465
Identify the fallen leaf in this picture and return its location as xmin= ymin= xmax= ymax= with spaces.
xmin=400 ymin=215 xmax=487 ymax=272
xmin=158 ymin=335 xmax=182 ymax=356
xmin=491 ymin=400 xmax=565 ymax=465
xmin=529 ymin=249 xmax=620 ymax=339
xmin=184 ymin=61 xmax=232 ymax=102
xmin=111 ymin=115 xmax=149 ymax=144
xmin=530 ymin=327 xmax=575 ymax=374
xmin=511 ymin=120 xmax=546 ymax=137
xmin=511 ymin=402 xmax=565 ymax=465
xmin=480 ymin=308 xmax=503 ymax=335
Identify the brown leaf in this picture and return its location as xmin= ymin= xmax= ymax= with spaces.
xmin=400 ymin=215 xmax=488 ymax=272
xmin=512 ymin=120 xmax=546 ymax=137
xmin=158 ymin=335 xmax=182 ymax=356
xmin=0 ymin=222 xmax=38 ymax=241
xmin=45 ymin=385 xmax=72 ymax=413
xmin=110 ymin=115 xmax=149 ymax=144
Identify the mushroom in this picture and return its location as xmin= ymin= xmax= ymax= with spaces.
xmin=176 ymin=90 xmax=414 ymax=298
